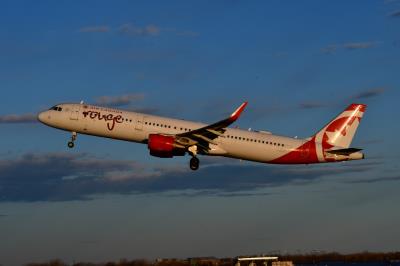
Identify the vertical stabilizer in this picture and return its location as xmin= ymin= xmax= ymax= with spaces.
xmin=314 ymin=104 xmax=366 ymax=149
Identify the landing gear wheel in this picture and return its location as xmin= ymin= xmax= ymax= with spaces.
xmin=190 ymin=157 xmax=200 ymax=171
xmin=67 ymin=141 xmax=75 ymax=148
xmin=67 ymin=132 xmax=77 ymax=149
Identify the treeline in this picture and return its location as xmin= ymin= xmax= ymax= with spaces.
xmin=279 ymin=252 xmax=400 ymax=263
xmin=25 ymin=252 xmax=400 ymax=266
xmin=25 ymin=259 xmax=216 ymax=266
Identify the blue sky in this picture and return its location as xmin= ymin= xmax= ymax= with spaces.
xmin=1 ymin=0 xmax=400 ymax=265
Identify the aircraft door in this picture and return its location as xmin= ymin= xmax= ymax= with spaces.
xmin=70 ymin=105 xmax=80 ymax=120
xmin=135 ymin=115 xmax=144 ymax=130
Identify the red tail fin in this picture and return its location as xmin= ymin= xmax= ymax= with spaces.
xmin=314 ymin=103 xmax=367 ymax=150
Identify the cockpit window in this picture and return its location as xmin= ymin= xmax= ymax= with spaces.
xmin=49 ymin=106 xmax=62 ymax=111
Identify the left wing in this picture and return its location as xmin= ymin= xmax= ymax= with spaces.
xmin=174 ymin=102 xmax=248 ymax=152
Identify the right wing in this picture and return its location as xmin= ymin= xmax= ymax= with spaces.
xmin=174 ymin=102 xmax=248 ymax=152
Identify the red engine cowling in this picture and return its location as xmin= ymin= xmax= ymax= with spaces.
xmin=147 ymin=134 xmax=185 ymax=158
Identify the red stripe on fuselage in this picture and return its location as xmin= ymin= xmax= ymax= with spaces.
xmin=269 ymin=137 xmax=319 ymax=164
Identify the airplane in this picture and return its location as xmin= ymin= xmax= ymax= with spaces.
xmin=37 ymin=101 xmax=366 ymax=170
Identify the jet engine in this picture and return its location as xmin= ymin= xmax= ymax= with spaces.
xmin=147 ymin=134 xmax=185 ymax=158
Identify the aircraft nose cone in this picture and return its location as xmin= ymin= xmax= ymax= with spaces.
xmin=37 ymin=112 xmax=46 ymax=123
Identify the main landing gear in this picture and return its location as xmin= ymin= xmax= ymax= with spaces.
xmin=190 ymin=157 xmax=200 ymax=171
xmin=68 ymin=132 xmax=77 ymax=148
xmin=188 ymin=145 xmax=199 ymax=171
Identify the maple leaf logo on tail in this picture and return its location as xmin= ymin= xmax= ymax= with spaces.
xmin=313 ymin=104 xmax=366 ymax=151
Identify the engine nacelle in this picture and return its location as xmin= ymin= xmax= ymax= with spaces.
xmin=147 ymin=134 xmax=185 ymax=158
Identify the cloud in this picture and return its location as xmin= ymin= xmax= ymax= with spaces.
xmin=292 ymin=87 xmax=385 ymax=114
xmin=0 ymin=152 xmax=147 ymax=201
xmin=343 ymin=42 xmax=378 ymax=50
xmin=388 ymin=10 xmax=400 ymax=17
xmin=385 ymin=0 xmax=400 ymax=4
xmin=93 ymin=93 xmax=145 ymax=107
xmin=321 ymin=45 xmax=338 ymax=54
xmin=0 ymin=113 xmax=37 ymax=123
xmin=321 ymin=42 xmax=379 ymax=54
xmin=78 ymin=23 xmax=198 ymax=38
xmin=298 ymin=102 xmax=330 ymax=109
xmin=346 ymin=175 xmax=400 ymax=184
xmin=79 ymin=26 xmax=110 ymax=33
xmin=118 ymin=23 xmax=161 ymax=36
xmin=0 ymin=152 xmax=376 ymax=202
xmin=351 ymin=87 xmax=385 ymax=100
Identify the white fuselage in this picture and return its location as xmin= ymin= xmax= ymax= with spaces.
xmin=38 ymin=103 xmax=365 ymax=165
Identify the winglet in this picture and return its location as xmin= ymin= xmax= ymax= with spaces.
xmin=230 ymin=101 xmax=248 ymax=121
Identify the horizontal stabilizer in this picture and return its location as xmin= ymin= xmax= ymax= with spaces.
xmin=325 ymin=148 xmax=363 ymax=156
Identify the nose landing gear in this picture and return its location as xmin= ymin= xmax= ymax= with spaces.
xmin=68 ymin=132 xmax=77 ymax=148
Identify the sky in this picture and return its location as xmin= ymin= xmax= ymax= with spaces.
xmin=0 ymin=0 xmax=400 ymax=265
